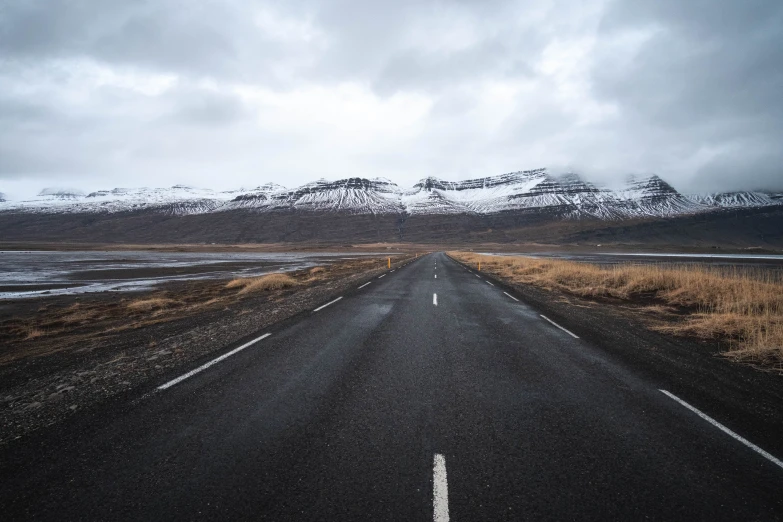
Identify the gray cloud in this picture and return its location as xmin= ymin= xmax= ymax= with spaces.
xmin=589 ymin=0 xmax=783 ymax=191
xmin=1 ymin=0 xmax=781 ymax=196
xmin=164 ymin=88 xmax=250 ymax=126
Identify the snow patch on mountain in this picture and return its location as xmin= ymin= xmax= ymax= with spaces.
xmin=685 ymin=191 xmax=780 ymax=208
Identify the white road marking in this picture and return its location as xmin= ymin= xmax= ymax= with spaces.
xmin=433 ymin=293 xmax=438 ymax=306
xmin=485 ymin=281 xmax=494 ymax=286
xmin=474 ymin=274 xmax=480 ymax=278
xmin=659 ymin=390 xmax=783 ymax=470
xmin=503 ymin=291 xmax=519 ymax=302
xmin=391 ymin=270 xmax=395 ymax=273
xmin=358 ymin=282 xmax=372 ymax=289
xmin=540 ymin=314 xmax=579 ymax=338
xmin=158 ymin=333 xmax=271 ymax=390
xmin=435 ymin=274 xmax=437 ymax=279
xmin=378 ymin=274 xmax=386 ymax=279
xmin=433 ymin=454 xmax=450 ymax=522
xmin=313 ymin=296 xmax=343 ymax=312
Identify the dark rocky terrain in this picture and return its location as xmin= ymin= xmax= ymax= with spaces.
xmin=1 ymin=205 xmax=782 ymax=247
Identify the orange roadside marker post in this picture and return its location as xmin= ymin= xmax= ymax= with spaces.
xmin=388 ymin=257 xmax=391 ymax=269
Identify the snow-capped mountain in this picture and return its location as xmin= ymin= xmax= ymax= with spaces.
xmin=2 ymin=170 xmax=781 ymax=219
xmin=228 ymin=178 xmax=406 ymax=214
xmin=1 ymin=185 xmax=237 ymax=215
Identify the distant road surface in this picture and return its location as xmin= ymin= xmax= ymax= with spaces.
xmin=1 ymin=253 xmax=781 ymax=520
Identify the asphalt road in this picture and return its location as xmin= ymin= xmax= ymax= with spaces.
xmin=1 ymin=253 xmax=781 ymax=520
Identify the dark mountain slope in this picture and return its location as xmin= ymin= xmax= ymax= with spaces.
xmin=1 ymin=206 xmax=781 ymax=247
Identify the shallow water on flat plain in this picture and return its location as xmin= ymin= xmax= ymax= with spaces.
xmin=0 ymin=251 xmax=386 ymax=299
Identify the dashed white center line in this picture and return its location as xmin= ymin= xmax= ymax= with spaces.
xmin=660 ymin=390 xmax=783 ymax=470
xmin=433 ymin=454 xmax=450 ymax=522
xmin=313 ymin=296 xmax=343 ymax=312
xmin=435 ymin=274 xmax=437 ymax=279
xmin=474 ymin=274 xmax=480 ymax=278
xmin=391 ymin=270 xmax=395 ymax=273
xmin=358 ymin=282 xmax=371 ymax=289
xmin=540 ymin=314 xmax=579 ymax=338
xmin=158 ymin=333 xmax=271 ymax=390
xmin=433 ymin=293 xmax=438 ymax=306
xmin=378 ymin=274 xmax=386 ymax=279
xmin=485 ymin=281 xmax=494 ymax=286
xmin=503 ymin=291 xmax=519 ymax=302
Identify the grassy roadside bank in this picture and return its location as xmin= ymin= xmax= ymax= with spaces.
xmin=449 ymin=252 xmax=783 ymax=368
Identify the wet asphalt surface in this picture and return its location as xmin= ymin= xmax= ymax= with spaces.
xmin=0 ymin=253 xmax=781 ymax=520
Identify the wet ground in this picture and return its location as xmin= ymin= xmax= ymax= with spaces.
xmin=0 ymin=251 xmax=395 ymax=299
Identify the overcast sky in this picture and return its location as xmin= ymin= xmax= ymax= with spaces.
xmin=1 ymin=0 xmax=782 ymax=197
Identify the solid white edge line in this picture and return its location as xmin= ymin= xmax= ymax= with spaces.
xmin=358 ymin=282 xmax=371 ymax=289
xmin=433 ymin=293 xmax=438 ymax=306
xmin=313 ymin=296 xmax=343 ymax=312
xmin=504 ymin=291 xmax=519 ymax=302
xmin=659 ymin=390 xmax=783 ymax=470
xmin=433 ymin=454 xmax=450 ymax=522
xmin=486 ymin=281 xmax=494 ymax=286
xmin=158 ymin=333 xmax=271 ymax=390
xmin=540 ymin=314 xmax=579 ymax=338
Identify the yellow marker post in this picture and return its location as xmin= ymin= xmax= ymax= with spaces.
xmin=478 ymin=261 xmax=481 ymax=271
xmin=388 ymin=258 xmax=391 ymax=269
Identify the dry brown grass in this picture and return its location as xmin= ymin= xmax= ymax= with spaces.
xmin=225 ymin=273 xmax=297 ymax=294
xmin=55 ymin=303 xmax=103 ymax=325
xmin=309 ymin=266 xmax=326 ymax=276
xmin=127 ymin=297 xmax=178 ymax=312
xmin=23 ymin=326 xmax=46 ymax=340
xmin=450 ymin=252 xmax=783 ymax=367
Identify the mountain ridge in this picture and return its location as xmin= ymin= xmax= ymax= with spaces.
xmin=2 ymin=169 xmax=781 ymax=220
